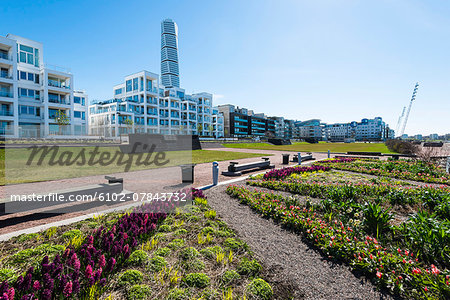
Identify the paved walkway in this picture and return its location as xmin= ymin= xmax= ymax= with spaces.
xmin=0 ymin=149 xmax=326 ymax=235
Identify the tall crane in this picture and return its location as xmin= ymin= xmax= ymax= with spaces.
xmin=398 ymin=82 xmax=419 ymax=138
xmin=395 ymin=106 xmax=406 ymax=137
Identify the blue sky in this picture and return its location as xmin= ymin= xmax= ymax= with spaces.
xmin=1 ymin=0 xmax=449 ymax=135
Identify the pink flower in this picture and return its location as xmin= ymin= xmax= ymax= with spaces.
xmin=98 ymin=254 xmax=106 ymax=268
xmin=376 ymin=271 xmax=382 ymax=279
xmin=7 ymin=288 xmax=15 ymax=300
xmin=33 ymin=280 xmax=41 ymax=291
xmin=63 ymin=281 xmax=73 ymax=297
xmin=431 ymin=264 xmax=440 ymax=275
xmin=412 ymin=268 xmax=422 ymax=275
xmin=85 ymin=265 xmax=93 ymax=278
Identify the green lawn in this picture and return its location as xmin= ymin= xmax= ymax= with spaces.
xmin=0 ymin=147 xmax=267 ymax=185
xmin=222 ymin=142 xmax=397 ymax=154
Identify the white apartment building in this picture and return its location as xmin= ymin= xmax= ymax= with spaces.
xmin=324 ymin=117 xmax=388 ymax=142
xmin=88 ymin=71 xmax=224 ymax=138
xmin=0 ymin=34 xmax=88 ymax=138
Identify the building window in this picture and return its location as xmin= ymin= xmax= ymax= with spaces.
xmin=20 ymin=71 xmax=27 ymax=80
xmin=115 ymin=88 xmax=122 ymax=95
xmin=74 ymin=96 xmax=81 ymax=104
xmin=133 ymin=78 xmax=138 ymax=91
xmin=74 ymin=111 xmax=81 ymax=118
xmin=126 ymin=80 xmax=132 ymax=92
xmin=27 ymin=73 xmax=34 ymax=81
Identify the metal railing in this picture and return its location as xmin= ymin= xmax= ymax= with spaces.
xmin=0 ymin=110 xmax=13 ymax=116
xmin=0 ymin=73 xmax=12 ymax=79
xmin=0 ymin=52 xmax=11 ymax=60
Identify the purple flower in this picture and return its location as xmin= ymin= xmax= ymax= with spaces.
xmin=98 ymin=255 xmax=106 ymax=268
xmin=32 ymin=280 xmax=41 ymax=291
xmin=63 ymin=281 xmax=72 ymax=297
xmin=85 ymin=265 xmax=93 ymax=278
xmin=41 ymin=289 xmax=52 ymax=300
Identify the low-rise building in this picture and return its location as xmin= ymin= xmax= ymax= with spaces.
xmin=0 ymin=34 xmax=87 ymax=138
xmin=218 ymin=104 xmax=275 ymax=138
xmin=324 ymin=117 xmax=388 ymax=142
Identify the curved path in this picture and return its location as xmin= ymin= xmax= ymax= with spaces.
xmin=205 ymin=183 xmax=396 ymax=300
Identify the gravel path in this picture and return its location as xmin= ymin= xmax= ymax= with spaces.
xmin=205 ymin=183 xmax=396 ymax=300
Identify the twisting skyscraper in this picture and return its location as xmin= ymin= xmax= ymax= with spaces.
xmin=161 ymin=19 xmax=180 ymax=88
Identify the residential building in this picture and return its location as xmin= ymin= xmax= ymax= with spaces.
xmin=89 ymin=71 xmax=223 ymax=138
xmin=293 ymin=119 xmax=323 ymax=141
xmin=161 ymin=19 xmax=180 ymax=88
xmin=0 ymin=34 xmax=87 ymax=138
xmin=218 ymin=104 xmax=275 ymax=138
xmin=324 ymin=117 xmax=388 ymax=142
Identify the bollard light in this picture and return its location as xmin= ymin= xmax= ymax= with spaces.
xmin=298 ymin=152 xmax=302 ymax=165
xmin=328 ymin=150 xmax=330 ymax=158
xmin=212 ymin=161 xmax=219 ymax=185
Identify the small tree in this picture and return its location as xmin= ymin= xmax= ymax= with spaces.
xmin=197 ymin=124 xmax=203 ymax=136
xmin=55 ymin=109 xmax=69 ymax=135
xmin=120 ymin=118 xmax=133 ymax=143
xmin=208 ymin=125 xmax=214 ymax=137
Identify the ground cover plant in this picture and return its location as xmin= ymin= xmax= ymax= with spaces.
xmin=315 ymin=158 xmax=449 ymax=185
xmin=0 ymin=189 xmax=274 ymax=299
xmin=222 ymin=142 xmax=397 ymax=154
xmin=226 ymin=159 xmax=450 ymax=299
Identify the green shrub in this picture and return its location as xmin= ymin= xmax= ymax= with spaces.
xmin=204 ymin=210 xmax=217 ymax=219
xmin=148 ymin=256 xmax=167 ymax=272
xmin=159 ymin=225 xmax=171 ymax=232
xmin=118 ymin=270 xmax=144 ymax=286
xmin=222 ymin=270 xmax=241 ymax=285
xmin=215 ymin=230 xmax=233 ymax=237
xmin=182 ymin=259 xmax=205 ymax=271
xmin=186 ymin=215 xmax=200 ymax=222
xmin=127 ymin=250 xmax=149 ymax=266
xmin=168 ymin=238 xmax=185 ymax=249
xmin=167 ymin=288 xmax=190 ymax=300
xmin=237 ymin=258 xmax=261 ymax=276
xmin=0 ymin=269 xmax=16 ymax=282
xmin=88 ymin=221 xmax=99 ymax=228
xmin=200 ymin=246 xmax=223 ymax=259
xmin=182 ymin=273 xmax=210 ymax=288
xmin=127 ymin=284 xmax=151 ymax=300
xmin=10 ymin=244 xmax=65 ymax=264
xmin=246 ymin=278 xmax=273 ymax=300
xmin=154 ymin=247 xmax=171 ymax=257
xmin=224 ymin=238 xmax=246 ymax=251
xmin=194 ymin=197 xmax=208 ymax=206
xmin=201 ymin=227 xmax=215 ymax=235
xmin=17 ymin=233 xmax=39 ymax=242
xmin=61 ymin=229 xmax=83 ymax=240
xmin=179 ymin=247 xmax=199 ymax=261
xmin=174 ymin=229 xmax=187 ymax=236
xmin=200 ymin=288 xmax=219 ymax=300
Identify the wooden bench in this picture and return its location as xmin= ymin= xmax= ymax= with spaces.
xmin=222 ymin=157 xmax=274 ymax=176
xmin=291 ymin=154 xmax=314 ymax=163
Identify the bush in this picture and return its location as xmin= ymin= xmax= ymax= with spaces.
xmin=246 ymin=278 xmax=273 ymax=300
xmin=179 ymin=247 xmax=199 ymax=261
xmin=167 ymin=288 xmax=190 ymax=300
xmin=201 ymin=227 xmax=215 ymax=235
xmin=148 ymin=256 xmax=167 ymax=272
xmin=127 ymin=250 xmax=149 ymax=266
xmin=200 ymin=246 xmax=223 ymax=259
xmin=154 ymin=247 xmax=171 ymax=257
xmin=174 ymin=229 xmax=187 ymax=236
xmin=182 ymin=273 xmax=210 ymax=288
xmin=61 ymin=229 xmax=83 ymax=240
xmin=224 ymin=238 xmax=246 ymax=251
xmin=0 ymin=269 xmax=15 ymax=282
xmin=16 ymin=233 xmax=39 ymax=242
xmin=168 ymin=238 xmax=185 ymax=249
xmin=118 ymin=270 xmax=144 ymax=286
xmin=159 ymin=225 xmax=172 ymax=232
xmin=237 ymin=258 xmax=262 ymax=276
xmin=222 ymin=270 xmax=241 ymax=285
xmin=204 ymin=210 xmax=217 ymax=219
xmin=385 ymin=139 xmax=418 ymax=155
xmin=182 ymin=259 xmax=205 ymax=271
xmin=127 ymin=284 xmax=152 ymax=300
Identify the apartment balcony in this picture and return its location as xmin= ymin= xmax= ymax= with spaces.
xmin=0 ymin=73 xmax=12 ymax=81
xmin=48 ymin=98 xmax=70 ymax=105
xmin=48 ymin=79 xmax=70 ymax=90
xmin=0 ymin=110 xmax=13 ymax=117
xmin=146 ymin=87 xmax=158 ymax=94
xmin=0 ymin=127 xmax=14 ymax=135
xmin=0 ymin=91 xmax=13 ymax=98
xmin=147 ymin=98 xmax=158 ymax=105
xmin=0 ymin=52 xmax=12 ymax=63
xmin=235 ymin=117 xmax=248 ymax=123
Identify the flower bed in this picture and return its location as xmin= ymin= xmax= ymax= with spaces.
xmin=226 ymin=185 xmax=450 ymax=299
xmin=262 ymin=165 xmax=331 ymax=180
xmin=0 ymin=188 xmax=274 ymax=299
xmin=316 ymin=158 xmax=449 ymax=185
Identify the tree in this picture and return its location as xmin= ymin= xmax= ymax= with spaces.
xmin=208 ymin=125 xmax=214 ymax=137
xmin=197 ymin=124 xmax=203 ymax=136
xmin=55 ymin=109 xmax=69 ymax=135
xmin=120 ymin=117 xmax=133 ymax=143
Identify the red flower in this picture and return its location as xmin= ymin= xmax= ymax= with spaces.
xmin=376 ymin=271 xmax=382 ymax=279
